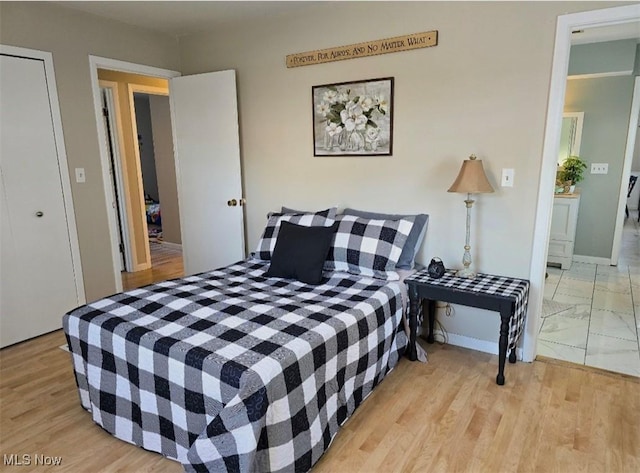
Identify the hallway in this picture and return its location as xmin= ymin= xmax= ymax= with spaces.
xmin=121 ymin=241 xmax=184 ymax=291
xmin=538 ymin=211 xmax=640 ymax=376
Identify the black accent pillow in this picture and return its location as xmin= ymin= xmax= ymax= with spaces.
xmin=266 ymin=221 xmax=337 ymax=285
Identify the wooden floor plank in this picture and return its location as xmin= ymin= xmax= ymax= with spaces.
xmin=121 ymin=241 xmax=184 ymax=291
xmin=1 ymin=332 xmax=638 ymax=472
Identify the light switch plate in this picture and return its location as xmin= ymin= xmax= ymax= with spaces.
xmin=501 ymin=168 xmax=514 ymax=187
xmin=75 ymin=168 xmax=86 ymax=183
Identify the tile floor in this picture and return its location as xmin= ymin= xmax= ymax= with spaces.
xmin=538 ymin=210 xmax=640 ymax=377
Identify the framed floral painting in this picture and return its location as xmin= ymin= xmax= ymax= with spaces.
xmin=312 ymin=77 xmax=394 ymax=156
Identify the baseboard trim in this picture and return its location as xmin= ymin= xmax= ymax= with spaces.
xmin=572 ymin=254 xmax=611 ymax=265
xmin=433 ymin=331 xmax=523 ymax=361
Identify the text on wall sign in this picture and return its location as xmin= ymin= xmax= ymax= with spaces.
xmin=286 ymin=30 xmax=438 ymax=68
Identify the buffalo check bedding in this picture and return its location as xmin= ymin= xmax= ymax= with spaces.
xmin=63 ymin=259 xmax=407 ymax=472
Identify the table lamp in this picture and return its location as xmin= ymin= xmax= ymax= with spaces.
xmin=447 ymin=154 xmax=494 ymax=278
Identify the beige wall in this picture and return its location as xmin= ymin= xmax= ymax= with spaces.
xmin=0 ymin=0 xmax=629 ymax=346
xmin=0 ymin=2 xmax=180 ymax=301
xmin=178 ymin=1 xmax=619 ymax=343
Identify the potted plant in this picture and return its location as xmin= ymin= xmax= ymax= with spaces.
xmin=559 ymin=155 xmax=587 ymax=193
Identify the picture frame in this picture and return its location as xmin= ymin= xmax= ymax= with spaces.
xmin=312 ymin=77 xmax=394 ymax=156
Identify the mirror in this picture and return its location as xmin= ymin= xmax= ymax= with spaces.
xmin=558 ymin=112 xmax=584 ymax=165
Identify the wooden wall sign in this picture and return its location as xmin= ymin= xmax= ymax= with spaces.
xmin=286 ymin=30 xmax=438 ymax=68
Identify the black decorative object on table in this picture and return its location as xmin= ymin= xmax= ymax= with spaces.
xmin=405 ymin=269 xmax=530 ymax=386
xmin=427 ymin=257 xmax=446 ymax=278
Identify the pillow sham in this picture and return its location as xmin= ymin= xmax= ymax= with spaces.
xmin=266 ymin=221 xmax=337 ymax=285
xmin=324 ymin=214 xmax=414 ymax=280
xmin=342 ymin=208 xmax=429 ymax=270
xmin=254 ymin=208 xmax=336 ymax=261
xmin=281 ymin=206 xmax=338 ymax=218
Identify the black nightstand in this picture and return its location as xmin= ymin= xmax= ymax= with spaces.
xmin=405 ymin=269 xmax=530 ymax=385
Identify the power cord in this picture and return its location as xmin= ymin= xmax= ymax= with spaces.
xmin=444 ymin=303 xmax=454 ymax=318
xmin=422 ymin=303 xmax=452 ymax=345
xmin=414 ymin=301 xmax=453 ymax=344
xmin=433 ymin=318 xmax=448 ymax=345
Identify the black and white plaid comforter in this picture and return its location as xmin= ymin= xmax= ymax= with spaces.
xmin=63 ymin=259 xmax=406 ymax=472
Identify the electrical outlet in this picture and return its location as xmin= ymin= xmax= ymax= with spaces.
xmin=501 ymin=168 xmax=514 ymax=187
xmin=590 ymin=163 xmax=608 ymax=174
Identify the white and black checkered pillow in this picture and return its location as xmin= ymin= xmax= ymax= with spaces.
xmin=324 ymin=215 xmax=414 ymax=280
xmin=254 ymin=208 xmax=337 ymax=260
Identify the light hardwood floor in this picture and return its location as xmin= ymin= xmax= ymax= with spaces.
xmin=121 ymin=241 xmax=184 ymax=291
xmin=1 ymin=332 xmax=638 ymax=472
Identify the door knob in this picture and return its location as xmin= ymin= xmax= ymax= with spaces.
xmin=227 ymin=199 xmax=238 ymax=207
xmin=35 ymin=211 xmax=44 ymax=217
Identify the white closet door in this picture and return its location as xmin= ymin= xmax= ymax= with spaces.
xmin=170 ymin=70 xmax=245 ymax=275
xmin=0 ymin=54 xmax=80 ymax=347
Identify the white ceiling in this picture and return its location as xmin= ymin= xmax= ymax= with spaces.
xmin=55 ymin=1 xmax=323 ymax=37
xmin=55 ymin=1 xmax=640 ymax=43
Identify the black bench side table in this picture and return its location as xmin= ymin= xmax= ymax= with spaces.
xmin=405 ymin=269 xmax=530 ymax=385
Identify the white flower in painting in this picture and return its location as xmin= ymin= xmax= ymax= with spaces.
xmin=354 ymin=114 xmax=367 ymax=130
xmin=359 ymin=96 xmax=375 ymax=112
xmin=340 ymin=100 xmax=367 ymax=131
xmin=341 ymin=114 xmax=356 ymax=131
xmin=337 ymin=91 xmax=349 ymax=103
xmin=322 ymin=89 xmax=339 ymax=104
xmin=316 ymin=102 xmax=331 ymax=117
xmin=375 ymin=94 xmax=388 ymax=113
xmin=325 ymin=122 xmax=343 ymax=136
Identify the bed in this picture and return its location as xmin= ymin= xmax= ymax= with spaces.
xmin=63 ymin=207 xmax=429 ymax=472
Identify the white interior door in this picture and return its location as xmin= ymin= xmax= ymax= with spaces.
xmin=170 ymin=70 xmax=245 ymax=275
xmin=0 ymin=54 xmax=82 ymax=347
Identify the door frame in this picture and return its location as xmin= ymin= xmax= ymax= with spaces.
xmin=611 ymin=76 xmax=640 ymax=265
xmin=524 ymin=3 xmax=640 ymax=362
xmin=127 ymin=84 xmax=171 ymax=272
xmin=1 ymin=44 xmax=86 ymax=305
xmin=88 ymin=56 xmax=179 ymax=292
xmin=100 ymin=80 xmax=133 ymax=272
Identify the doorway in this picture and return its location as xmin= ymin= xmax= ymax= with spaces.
xmin=90 ymin=57 xmax=246 ymax=292
xmin=134 ymin=93 xmax=163 ymax=243
xmin=93 ymin=62 xmax=184 ymax=290
xmin=90 ymin=57 xmax=181 ymax=293
xmin=525 ymin=4 xmax=640 ymax=375
xmin=539 ymin=73 xmax=640 ymax=377
xmin=128 ymin=90 xmax=185 ymax=289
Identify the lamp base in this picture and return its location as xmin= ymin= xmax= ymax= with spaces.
xmin=456 ymin=267 xmax=476 ymax=279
